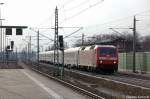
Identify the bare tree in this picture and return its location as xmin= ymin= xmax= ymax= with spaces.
xmin=141 ymin=35 xmax=150 ymax=51
xmin=73 ymin=32 xmax=142 ymax=52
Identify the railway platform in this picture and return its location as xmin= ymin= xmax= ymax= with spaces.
xmin=0 ymin=63 xmax=88 ymax=99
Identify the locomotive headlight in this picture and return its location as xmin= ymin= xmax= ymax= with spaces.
xmin=100 ymin=60 xmax=103 ymax=64
xmin=113 ymin=61 xmax=117 ymax=64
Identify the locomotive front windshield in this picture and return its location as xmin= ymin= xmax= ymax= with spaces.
xmin=99 ymin=47 xmax=117 ymax=56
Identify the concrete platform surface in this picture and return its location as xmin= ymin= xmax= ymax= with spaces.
xmin=0 ymin=69 xmax=88 ymax=99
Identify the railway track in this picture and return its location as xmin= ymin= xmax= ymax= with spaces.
xmin=30 ymin=63 xmax=105 ymax=99
xmin=74 ymin=70 xmax=150 ymax=89
xmin=67 ymin=69 xmax=150 ymax=96
xmin=105 ymin=75 xmax=150 ymax=89
xmin=63 ymin=66 xmax=150 ymax=89
xmin=29 ymin=62 xmax=150 ymax=97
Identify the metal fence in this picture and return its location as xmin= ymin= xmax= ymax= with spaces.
xmin=119 ymin=52 xmax=150 ymax=73
xmin=20 ymin=51 xmax=37 ymax=64
xmin=0 ymin=50 xmax=18 ymax=64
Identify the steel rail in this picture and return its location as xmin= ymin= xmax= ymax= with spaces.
xmin=31 ymin=65 xmax=105 ymax=99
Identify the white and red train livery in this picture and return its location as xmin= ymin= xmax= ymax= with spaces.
xmin=39 ymin=45 xmax=118 ymax=72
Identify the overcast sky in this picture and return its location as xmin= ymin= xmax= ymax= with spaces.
xmin=1 ymin=0 xmax=150 ymax=50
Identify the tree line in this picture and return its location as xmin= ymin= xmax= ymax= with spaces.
xmin=74 ymin=32 xmax=150 ymax=52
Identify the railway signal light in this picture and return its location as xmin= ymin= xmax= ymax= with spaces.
xmin=58 ymin=35 xmax=64 ymax=78
xmin=11 ymin=41 xmax=14 ymax=49
xmin=6 ymin=45 xmax=10 ymax=50
xmin=59 ymin=35 xmax=64 ymax=50
xmin=6 ymin=28 xmax=12 ymax=35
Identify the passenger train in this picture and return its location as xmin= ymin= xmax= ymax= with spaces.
xmin=39 ymin=45 xmax=118 ymax=73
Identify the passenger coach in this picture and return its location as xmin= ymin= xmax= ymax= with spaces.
xmin=39 ymin=45 xmax=118 ymax=73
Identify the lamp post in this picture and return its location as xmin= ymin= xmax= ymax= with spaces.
xmin=0 ymin=3 xmax=4 ymax=62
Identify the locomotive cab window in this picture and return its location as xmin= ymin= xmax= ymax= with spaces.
xmin=99 ymin=47 xmax=116 ymax=56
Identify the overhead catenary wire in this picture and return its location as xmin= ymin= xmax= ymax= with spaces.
xmin=83 ymin=9 xmax=150 ymax=29
xmin=60 ymin=0 xmax=104 ymax=24
xmin=37 ymin=0 xmax=104 ymax=27
xmin=29 ymin=1 xmax=150 ymax=48
xmin=29 ymin=28 xmax=54 ymax=41
xmin=61 ymin=9 xmax=150 ymax=42
xmin=79 ymin=9 xmax=150 ymax=38
xmin=33 ymin=0 xmax=105 ymax=41
xmin=36 ymin=0 xmax=76 ymax=28
xmin=64 ymin=0 xmax=89 ymax=12
xmin=64 ymin=27 xmax=83 ymax=39
xmin=36 ymin=1 xmax=150 ymax=33
xmin=59 ymin=0 xmax=76 ymax=10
